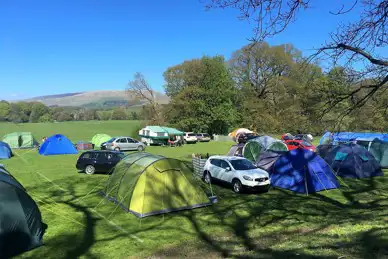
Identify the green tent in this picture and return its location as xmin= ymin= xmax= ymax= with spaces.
xmin=102 ymin=152 xmax=211 ymax=217
xmin=91 ymin=134 xmax=112 ymax=148
xmin=356 ymin=138 xmax=388 ymax=169
xmin=2 ymin=132 xmax=37 ymax=149
xmin=243 ymin=136 xmax=288 ymax=163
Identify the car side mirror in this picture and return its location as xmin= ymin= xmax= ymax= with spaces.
xmin=226 ymin=167 xmax=231 ymax=171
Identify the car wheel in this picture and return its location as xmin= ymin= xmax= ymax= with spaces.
xmin=137 ymin=145 xmax=144 ymax=151
xmin=203 ymin=171 xmax=212 ymax=184
xmin=85 ymin=165 xmax=96 ymax=175
xmin=232 ymin=179 xmax=243 ymax=193
xmin=114 ymin=147 xmax=120 ymax=151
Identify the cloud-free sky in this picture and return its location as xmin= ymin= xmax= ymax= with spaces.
xmin=0 ymin=0 xmax=383 ymax=100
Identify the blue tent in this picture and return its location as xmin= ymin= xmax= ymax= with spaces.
xmin=39 ymin=134 xmax=78 ymax=156
xmin=324 ymin=143 xmax=383 ymax=179
xmin=320 ymin=132 xmax=388 ymax=145
xmin=271 ymin=148 xmax=340 ymax=194
xmin=0 ymin=141 xmax=12 ymax=159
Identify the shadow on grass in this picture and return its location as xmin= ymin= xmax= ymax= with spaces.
xmin=147 ymin=171 xmax=388 ymax=259
xmin=19 ymin=165 xmax=388 ymax=259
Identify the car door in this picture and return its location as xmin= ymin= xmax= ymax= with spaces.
xmin=126 ymin=138 xmax=138 ymax=150
xmin=117 ymin=138 xmax=128 ymax=150
xmin=92 ymin=153 xmax=105 ymax=172
xmin=218 ymin=160 xmax=234 ymax=183
xmin=103 ymin=152 xmax=117 ymax=173
xmin=209 ymin=159 xmax=222 ymax=180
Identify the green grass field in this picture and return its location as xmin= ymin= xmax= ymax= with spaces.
xmin=1 ymin=121 xmax=388 ymax=259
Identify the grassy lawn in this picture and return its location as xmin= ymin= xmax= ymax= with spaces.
xmin=1 ymin=121 xmax=388 ymax=258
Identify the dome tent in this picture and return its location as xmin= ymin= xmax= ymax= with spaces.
xmin=102 ymin=152 xmax=212 ymax=217
xmin=256 ymin=150 xmax=286 ymax=171
xmin=243 ymin=136 xmax=288 ymax=164
xmin=271 ymin=149 xmax=340 ymax=194
xmin=316 ymin=144 xmax=336 ymax=159
xmin=39 ymin=134 xmax=78 ymax=156
xmin=2 ymin=132 xmax=37 ymax=149
xmin=0 ymin=165 xmax=46 ymax=258
xmin=91 ymin=134 xmax=112 ymax=149
xmin=0 ymin=141 xmax=12 ymax=159
xmin=324 ymin=143 xmax=383 ymax=179
xmin=227 ymin=143 xmax=245 ymax=157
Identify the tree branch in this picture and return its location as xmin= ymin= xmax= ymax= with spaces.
xmin=321 ymin=44 xmax=388 ymax=66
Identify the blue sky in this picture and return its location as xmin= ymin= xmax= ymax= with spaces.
xmin=0 ymin=0 xmax=382 ymax=100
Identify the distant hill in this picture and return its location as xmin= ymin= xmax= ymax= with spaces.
xmin=28 ymin=92 xmax=84 ymax=100
xmin=22 ymin=90 xmax=169 ymax=108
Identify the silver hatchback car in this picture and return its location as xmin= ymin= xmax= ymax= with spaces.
xmin=102 ymin=137 xmax=145 ymax=152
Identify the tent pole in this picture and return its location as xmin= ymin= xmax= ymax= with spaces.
xmin=305 ymin=166 xmax=308 ymax=196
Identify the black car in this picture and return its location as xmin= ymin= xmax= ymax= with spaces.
xmin=76 ymin=150 xmax=125 ymax=175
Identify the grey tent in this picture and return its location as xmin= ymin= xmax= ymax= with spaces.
xmin=243 ymin=136 xmax=288 ymax=163
xmin=316 ymin=144 xmax=336 ymax=159
xmin=356 ymin=138 xmax=388 ymax=169
xmin=227 ymin=143 xmax=245 ymax=157
xmin=0 ymin=165 xmax=46 ymax=258
xmin=256 ymin=151 xmax=286 ymax=171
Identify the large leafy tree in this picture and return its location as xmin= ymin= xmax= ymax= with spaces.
xmin=206 ymin=0 xmax=387 ymax=115
xmin=165 ymin=56 xmax=238 ymax=134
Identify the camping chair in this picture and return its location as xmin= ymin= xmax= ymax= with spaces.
xmin=168 ymin=138 xmax=182 ymax=147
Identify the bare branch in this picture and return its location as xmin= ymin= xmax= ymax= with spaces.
xmin=126 ymin=72 xmax=164 ymax=124
xmin=320 ymin=44 xmax=388 ymax=66
xmin=329 ymin=0 xmax=358 ymax=15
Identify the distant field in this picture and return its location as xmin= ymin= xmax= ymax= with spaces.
xmin=0 ymin=120 xmax=142 ymax=142
xmin=0 ymin=121 xmax=387 ymax=259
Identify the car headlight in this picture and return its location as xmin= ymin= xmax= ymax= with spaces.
xmin=243 ymin=175 xmax=253 ymax=181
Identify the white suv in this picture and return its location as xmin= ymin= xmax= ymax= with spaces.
xmin=184 ymin=132 xmax=198 ymax=144
xmin=203 ymin=156 xmax=270 ymax=193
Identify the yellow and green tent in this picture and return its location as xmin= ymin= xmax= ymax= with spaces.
xmin=102 ymin=152 xmax=211 ymax=217
xmin=91 ymin=134 xmax=112 ymax=148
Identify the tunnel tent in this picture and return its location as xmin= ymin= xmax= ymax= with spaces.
xmin=102 ymin=152 xmax=212 ymax=218
xmin=243 ymin=136 xmax=288 ymax=163
xmin=319 ymin=132 xmax=388 ymax=145
xmin=324 ymin=143 xmax=383 ymax=178
xmin=39 ymin=134 xmax=78 ymax=156
xmin=356 ymin=137 xmax=388 ymax=169
xmin=2 ymin=132 xmax=37 ymax=149
xmin=0 ymin=141 xmax=12 ymax=159
xmin=0 ymin=165 xmax=47 ymax=258
xmin=271 ymin=149 xmax=340 ymax=194
xmin=91 ymin=134 xmax=112 ymax=149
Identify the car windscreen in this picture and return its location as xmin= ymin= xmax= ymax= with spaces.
xmin=302 ymin=141 xmax=313 ymax=147
xmin=203 ymin=134 xmax=210 ymax=137
xmin=107 ymin=138 xmax=117 ymax=143
xmin=230 ymin=159 xmax=257 ymax=170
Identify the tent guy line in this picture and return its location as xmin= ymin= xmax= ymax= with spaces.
xmin=33 ymin=170 xmax=144 ymax=242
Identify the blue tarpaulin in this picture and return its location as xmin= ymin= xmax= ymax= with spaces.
xmin=320 ymin=132 xmax=388 ymax=145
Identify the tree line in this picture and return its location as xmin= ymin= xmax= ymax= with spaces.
xmin=0 ymin=101 xmax=144 ymax=123
xmin=133 ymin=42 xmax=387 ymax=135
